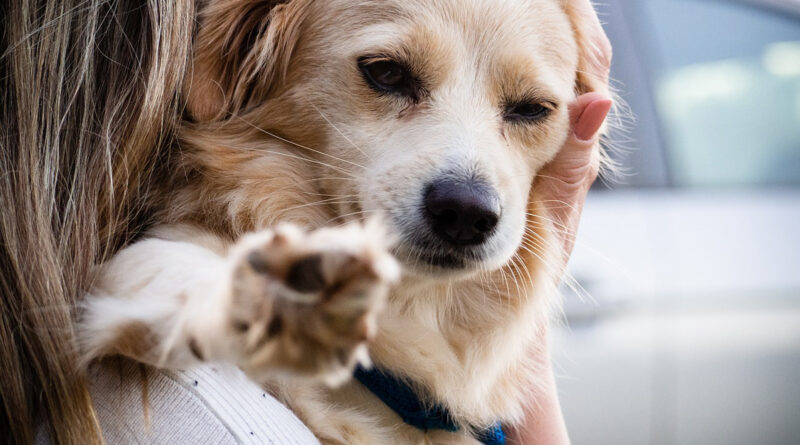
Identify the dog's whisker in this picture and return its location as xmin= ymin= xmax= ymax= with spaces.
xmin=511 ymin=254 xmax=534 ymax=294
xmin=521 ymin=226 xmax=576 ymax=247
xmin=280 ymin=198 xmax=363 ymax=213
xmin=223 ymin=143 xmax=361 ymax=179
xmin=506 ymin=257 xmax=525 ymax=301
xmin=523 ymin=220 xmax=576 ymax=238
xmin=234 ymin=115 xmax=368 ymax=171
xmin=501 ymin=254 xmax=522 ymax=298
xmin=522 ymin=221 xmax=564 ymax=240
xmin=523 ymin=225 xmax=628 ymax=285
xmin=323 ymin=209 xmax=379 ymax=226
xmin=525 ymin=212 xmax=578 ymax=234
xmin=518 ymin=230 xmax=561 ymax=263
xmin=521 ymin=232 xmax=562 ymax=259
xmin=515 ymin=243 xmax=560 ymax=282
xmin=293 ymin=176 xmax=359 ymax=190
xmin=528 ymin=196 xmax=581 ymax=211
xmin=304 ymin=98 xmax=370 ymax=158
xmin=496 ymin=262 xmax=514 ymax=298
xmin=298 ymin=190 xmax=358 ymax=198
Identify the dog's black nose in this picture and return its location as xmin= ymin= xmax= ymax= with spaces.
xmin=424 ymin=179 xmax=500 ymax=247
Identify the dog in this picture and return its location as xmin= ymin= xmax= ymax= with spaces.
xmin=78 ymin=0 xmax=605 ymax=443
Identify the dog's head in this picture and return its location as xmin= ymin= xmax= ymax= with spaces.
xmin=186 ymin=0 xmax=604 ymax=278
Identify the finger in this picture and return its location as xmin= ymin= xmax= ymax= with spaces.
xmin=568 ymin=92 xmax=610 ymax=130
xmin=535 ymin=94 xmax=612 ymax=259
xmin=574 ymin=96 xmax=612 ymax=142
xmin=570 ymin=96 xmax=611 ymax=180
xmin=543 ymin=94 xmax=611 ymax=186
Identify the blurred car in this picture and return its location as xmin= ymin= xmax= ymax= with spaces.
xmin=552 ymin=1 xmax=800 ymax=444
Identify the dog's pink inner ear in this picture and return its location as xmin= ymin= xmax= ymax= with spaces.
xmin=184 ymin=0 xmax=307 ymax=121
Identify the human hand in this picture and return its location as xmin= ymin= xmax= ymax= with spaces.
xmin=507 ymin=1 xmax=613 ymax=443
xmin=536 ymin=0 xmax=613 ymax=260
xmin=536 ymin=92 xmax=612 ymax=262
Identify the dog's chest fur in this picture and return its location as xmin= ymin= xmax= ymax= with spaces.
xmin=273 ymin=274 xmax=555 ymax=445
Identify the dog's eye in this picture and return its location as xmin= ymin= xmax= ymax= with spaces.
xmin=358 ymin=57 xmax=419 ymax=100
xmin=504 ymin=102 xmax=552 ymax=122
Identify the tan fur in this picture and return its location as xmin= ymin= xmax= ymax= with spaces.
xmin=77 ymin=1 xmax=605 ymax=444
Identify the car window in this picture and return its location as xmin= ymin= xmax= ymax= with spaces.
xmin=644 ymin=0 xmax=800 ymax=187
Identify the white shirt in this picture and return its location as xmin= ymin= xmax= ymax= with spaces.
xmin=87 ymin=359 xmax=321 ymax=445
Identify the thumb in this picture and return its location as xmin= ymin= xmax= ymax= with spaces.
xmin=570 ymin=92 xmax=613 ymax=143
xmin=543 ymin=94 xmax=612 ymax=188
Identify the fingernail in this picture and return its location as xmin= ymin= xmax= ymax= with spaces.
xmin=574 ymin=99 xmax=612 ymax=142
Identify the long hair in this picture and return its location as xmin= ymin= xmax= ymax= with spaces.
xmin=0 ymin=1 xmax=194 ymax=443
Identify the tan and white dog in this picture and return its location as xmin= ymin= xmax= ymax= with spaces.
xmin=79 ymin=0 xmax=606 ymax=443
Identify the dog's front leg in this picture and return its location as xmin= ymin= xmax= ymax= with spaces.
xmin=78 ymin=223 xmax=399 ymax=385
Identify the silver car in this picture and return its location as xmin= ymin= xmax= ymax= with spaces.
xmin=553 ymin=1 xmax=800 ymax=444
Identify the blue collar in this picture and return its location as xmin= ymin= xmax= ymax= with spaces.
xmin=354 ymin=366 xmax=506 ymax=445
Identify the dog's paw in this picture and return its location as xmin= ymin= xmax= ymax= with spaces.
xmin=226 ymin=222 xmax=399 ymax=385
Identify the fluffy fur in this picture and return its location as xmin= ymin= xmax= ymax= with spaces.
xmin=77 ymin=1 xmax=608 ymax=443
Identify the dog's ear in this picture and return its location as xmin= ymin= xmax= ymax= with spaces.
xmin=185 ymin=0 xmax=309 ymax=121
xmin=561 ymin=0 xmax=611 ymax=96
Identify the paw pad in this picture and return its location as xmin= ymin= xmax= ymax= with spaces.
xmin=286 ymin=254 xmax=326 ymax=293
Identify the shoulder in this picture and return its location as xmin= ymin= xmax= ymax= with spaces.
xmin=88 ymin=359 xmax=320 ymax=445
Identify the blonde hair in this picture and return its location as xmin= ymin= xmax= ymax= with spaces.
xmin=0 ymin=1 xmax=194 ymax=443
